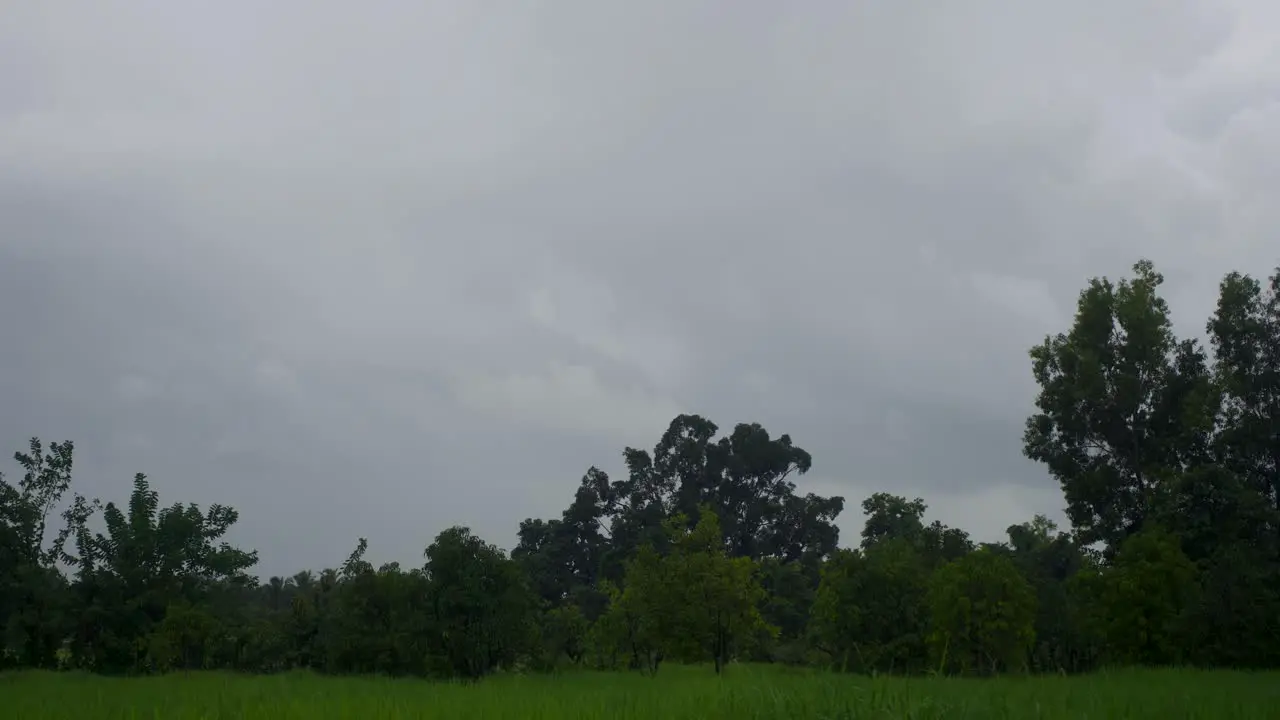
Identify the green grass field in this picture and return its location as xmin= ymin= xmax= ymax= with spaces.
xmin=2 ymin=665 xmax=1276 ymax=719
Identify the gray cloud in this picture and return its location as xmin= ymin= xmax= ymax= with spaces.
xmin=3 ymin=1 xmax=1278 ymax=574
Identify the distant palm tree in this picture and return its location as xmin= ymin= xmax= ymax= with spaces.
xmin=291 ymin=570 xmax=314 ymax=594
xmin=266 ymin=576 xmax=286 ymax=612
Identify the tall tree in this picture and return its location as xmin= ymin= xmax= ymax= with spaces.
xmin=512 ymin=468 xmax=613 ymax=615
xmin=1207 ymin=268 xmax=1280 ymax=542
xmin=516 ymin=415 xmax=844 ymax=608
xmin=1024 ymin=259 xmax=1213 ymax=555
xmin=607 ymin=415 xmax=843 ymax=565
xmin=0 ymin=438 xmax=81 ymax=668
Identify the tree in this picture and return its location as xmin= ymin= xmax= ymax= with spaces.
xmin=1082 ymin=526 xmax=1197 ymax=667
xmin=146 ymin=602 xmax=218 ymax=671
xmin=535 ymin=603 xmax=589 ymax=668
xmin=1000 ymin=515 xmax=1098 ymax=673
xmin=423 ymin=526 xmax=534 ymax=679
xmin=1182 ymin=542 xmax=1280 ymax=668
xmin=0 ymin=438 xmax=80 ymax=669
xmin=928 ymin=547 xmax=1037 ymax=676
xmin=859 ymin=493 xmax=928 ymax=548
xmin=1024 ymin=259 xmax=1214 ymax=556
xmin=1206 ymin=269 xmax=1280 ymax=548
xmin=511 ymin=468 xmax=613 ymax=616
xmin=316 ymin=539 xmax=433 ymax=675
xmin=664 ymin=509 xmax=773 ymax=673
xmin=594 ymin=556 xmax=667 ymax=675
xmin=518 ymin=415 xmax=845 ymax=601
xmin=859 ymin=493 xmax=971 ymax=568
xmin=921 ymin=521 xmax=975 ymax=566
xmin=810 ymin=539 xmax=931 ymax=674
xmin=596 ymin=509 xmax=773 ymax=675
xmin=1155 ymin=465 xmax=1276 ymax=565
xmin=62 ymin=473 xmax=258 ymax=672
xmin=753 ymin=556 xmax=818 ymax=663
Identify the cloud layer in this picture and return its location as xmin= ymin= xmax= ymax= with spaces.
xmin=3 ymin=1 xmax=1278 ymax=573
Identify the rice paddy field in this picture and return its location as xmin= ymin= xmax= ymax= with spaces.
xmin=2 ymin=664 xmax=1276 ymax=719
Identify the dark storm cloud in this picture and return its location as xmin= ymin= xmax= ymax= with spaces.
xmin=3 ymin=1 xmax=1278 ymax=574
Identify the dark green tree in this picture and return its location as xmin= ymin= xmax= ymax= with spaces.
xmin=0 ymin=438 xmax=80 ymax=669
xmin=1000 ymin=515 xmax=1099 ymax=673
xmin=515 ymin=414 xmax=843 ymax=643
xmin=1208 ymin=268 xmax=1280 ymax=526
xmin=927 ymin=547 xmax=1037 ymax=676
xmin=859 ymin=493 xmax=972 ymax=568
xmin=1077 ymin=526 xmax=1197 ymax=666
xmin=809 ymin=539 xmax=931 ymax=674
xmin=62 ymin=473 xmax=258 ymax=672
xmin=1024 ymin=259 xmax=1214 ymax=556
xmin=423 ymin=526 xmax=535 ymax=679
xmin=533 ymin=603 xmax=589 ymax=669
xmin=859 ymin=493 xmax=927 ymax=548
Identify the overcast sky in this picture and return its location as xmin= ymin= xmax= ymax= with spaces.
xmin=3 ymin=1 xmax=1278 ymax=575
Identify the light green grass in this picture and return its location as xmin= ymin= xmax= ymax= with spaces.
xmin=2 ymin=665 xmax=1276 ymax=719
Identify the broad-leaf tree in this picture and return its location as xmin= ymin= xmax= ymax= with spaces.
xmin=423 ymin=526 xmax=534 ymax=679
xmin=1081 ymin=526 xmax=1198 ymax=667
xmin=1207 ymin=268 xmax=1280 ymax=550
xmin=1024 ymin=259 xmax=1213 ymax=556
xmin=663 ymin=509 xmax=773 ymax=673
xmin=927 ymin=547 xmax=1037 ymax=676
xmin=810 ymin=539 xmax=931 ymax=674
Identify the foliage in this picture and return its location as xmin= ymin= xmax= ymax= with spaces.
xmin=1023 ymin=260 xmax=1213 ymax=556
xmin=1208 ymin=268 xmax=1280 ymax=536
xmin=751 ymin=556 xmax=817 ymax=664
xmin=590 ymin=510 xmax=774 ymax=675
xmin=927 ymin=548 xmax=1037 ymax=675
xmin=514 ymin=415 xmax=844 ymax=600
xmin=0 ymin=439 xmax=78 ymax=669
xmin=533 ymin=603 xmax=589 ymax=669
xmin=4 ymin=258 xmax=1280 ymax=685
xmin=60 ymin=473 xmax=258 ymax=673
xmin=809 ymin=539 xmax=930 ymax=675
xmin=1080 ymin=526 xmax=1198 ymax=667
xmin=422 ymin=526 xmax=534 ymax=679
xmin=998 ymin=515 xmax=1099 ymax=673
xmin=662 ymin=509 xmax=774 ymax=673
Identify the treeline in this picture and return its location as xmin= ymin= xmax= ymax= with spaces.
xmin=2 ymin=259 xmax=1279 ymax=679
